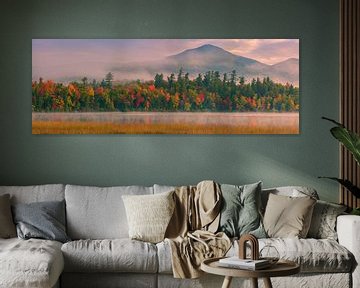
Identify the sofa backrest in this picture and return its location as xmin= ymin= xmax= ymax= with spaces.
xmin=1 ymin=184 xmax=320 ymax=240
xmin=0 ymin=184 xmax=65 ymax=204
xmin=65 ymin=184 xmax=154 ymax=240
xmin=154 ymin=184 xmax=319 ymax=210
xmin=153 ymin=184 xmax=175 ymax=194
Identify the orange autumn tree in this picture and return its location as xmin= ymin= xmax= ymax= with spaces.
xmin=32 ymin=70 xmax=299 ymax=113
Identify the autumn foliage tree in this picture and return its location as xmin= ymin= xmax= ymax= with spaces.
xmin=32 ymin=70 xmax=299 ymax=113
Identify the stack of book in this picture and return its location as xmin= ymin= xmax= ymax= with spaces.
xmin=218 ymin=257 xmax=271 ymax=270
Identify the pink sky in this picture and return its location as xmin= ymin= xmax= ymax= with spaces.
xmin=32 ymin=39 xmax=299 ymax=82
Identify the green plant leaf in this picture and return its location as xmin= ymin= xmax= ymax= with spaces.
xmin=318 ymin=176 xmax=360 ymax=198
xmin=330 ymin=127 xmax=360 ymax=165
xmin=322 ymin=116 xmax=344 ymax=127
xmin=322 ymin=117 xmax=360 ymax=165
xmin=351 ymin=208 xmax=360 ymax=215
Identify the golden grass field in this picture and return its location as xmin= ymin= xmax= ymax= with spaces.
xmin=32 ymin=120 xmax=299 ymax=134
xmin=32 ymin=112 xmax=299 ymax=134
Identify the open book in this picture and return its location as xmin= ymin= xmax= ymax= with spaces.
xmin=218 ymin=257 xmax=271 ymax=270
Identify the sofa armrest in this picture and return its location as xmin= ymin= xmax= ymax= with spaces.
xmin=337 ymin=215 xmax=360 ymax=288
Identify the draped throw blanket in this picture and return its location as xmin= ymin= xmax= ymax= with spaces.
xmin=165 ymin=180 xmax=231 ymax=278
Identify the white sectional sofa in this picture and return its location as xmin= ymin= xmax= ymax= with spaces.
xmin=0 ymin=183 xmax=359 ymax=288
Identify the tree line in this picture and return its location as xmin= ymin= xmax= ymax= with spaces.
xmin=32 ymin=70 xmax=299 ymax=113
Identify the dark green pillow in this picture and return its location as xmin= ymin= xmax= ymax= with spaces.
xmin=218 ymin=182 xmax=266 ymax=238
xmin=12 ymin=200 xmax=70 ymax=243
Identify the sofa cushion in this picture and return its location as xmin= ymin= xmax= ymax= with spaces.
xmin=307 ymin=200 xmax=347 ymax=240
xmin=65 ymin=185 xmax=153 ymax=239
xmin=122 ymin=191 xmax=175 ymax=243
xmin=0 ymin=184 xmax=65 ymax=204
xmin=261 ymin=186 xmax=319 ymax=213
xmin=237 ymin=238 xmax=353 ymax=273
xmin=61 ymin=239 xmax=158 ymax=273
xmin=157 ymin=238 xmax=353 ymax=274
xmin=153 ymin=184 xmax=176 ymax=194
xmin=263 ymin=194 xmax=316 ymax=238
xmin=156 ymin=240 xmax=173 ymax=274
xmin=0 ymin=194 xmax=16 ymax=238
xmin=261 ymin=238 xmax=354 ymax=273
xmin=218 ymin=182 xmax=266 ymax=238
xmin=12 ymin=200 xmax=70 ymax=243
xmin=0 ymin=238 xmax=64 ymax=288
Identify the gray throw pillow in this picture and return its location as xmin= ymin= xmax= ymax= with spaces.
xmin=12 ymin=200 xmax=70 ymax=243
xmin=307 ymin=200 xmax=347 ymax=240
xmin=218 ymin=182 xmax=266 ymax=238
xmin=0 ymin=194 xmax=16 ymax=238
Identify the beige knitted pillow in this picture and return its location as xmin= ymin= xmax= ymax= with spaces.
xmin=122 ymin=191 xmax=175 ymax=243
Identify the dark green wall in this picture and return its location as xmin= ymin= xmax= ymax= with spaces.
xmin=0 ymin=0 xmax=340 ymax=202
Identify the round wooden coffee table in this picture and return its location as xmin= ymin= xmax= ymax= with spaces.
xmin=201 ymin=257 xmax=300 ymax=288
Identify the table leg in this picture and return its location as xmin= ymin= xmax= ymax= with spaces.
xmin=221 ymin=276 xmax=233 ymax=288
xmin=251 ymin=278 xmax=258 ymax=288
xmin=263 ymin=277 xmax=273 ymax=288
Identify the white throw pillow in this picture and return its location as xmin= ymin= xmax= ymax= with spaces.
xmin=122 ymin=191 xmax=175 ymax=243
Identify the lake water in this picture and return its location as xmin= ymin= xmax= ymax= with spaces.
xmin=33 ymin=112 xmax=298 ymax=126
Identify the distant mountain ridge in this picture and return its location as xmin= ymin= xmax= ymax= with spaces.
xmin=168 ymin=44 xmax=260 ymax=66
xmin=110 ymin=44 xmax=299 ymax=86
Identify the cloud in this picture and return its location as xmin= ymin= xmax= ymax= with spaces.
xmin=201 ymin=39 xmax=299 ymax=64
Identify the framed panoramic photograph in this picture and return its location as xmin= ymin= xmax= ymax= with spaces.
xmin=32 ymin=39 xmax=299 ymax=134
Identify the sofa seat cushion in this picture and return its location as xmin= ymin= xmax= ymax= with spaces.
xmin=61 ymin=239 xmax=158 ymax=273
xmin=232 ymin=238 xmax=354 ymax=273
xmin=157 ymin=238 xmax=354 ymax=274
xmin=0 ymin=238 xmax=64 ymax=288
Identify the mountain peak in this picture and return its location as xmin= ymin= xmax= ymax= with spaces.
xmin=195 ymin=44 xmax=226 ymax=52
xmin=169 ymin=44 xmax=243 ymax=61
xmin=169 ymin=44 xmax=234 ymax=59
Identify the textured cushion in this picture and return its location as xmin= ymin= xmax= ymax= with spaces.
xmin=122 ymin=191 xmax=175 ymax=243
xmin=0 ymin=194 xmax=16 ymax=238
xmin=230 ymin=238 xmax=353 ymax=273
xmin=157 ymin=237 xmax=353 ymax=274
xmin=61 ymin=239 xmax=158 ymax=273
xmin=156 ymin=240 xmax=173 ymax=274
xmin=0 ymin=238 xmax=64 ymax=288
xmin=307 ymin=200 xmax=347 ymax=240
xmin=0 ymin=184 xmax=65 ymax=204
xmin=263 ymin=193 xmax=316 ymax=238
xmin=218 ymin=182 xmax=266 ymax=238
xmin=261 ymin=186 xmax=319 ymax=213
xmin=65 ymin=185 xmax=153 ymax=239
xmin=12 ymin=200 xmax=70 ymax=243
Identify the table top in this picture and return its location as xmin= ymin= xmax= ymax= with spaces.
xmin=201 ymin=257 xmax=300 ymax=278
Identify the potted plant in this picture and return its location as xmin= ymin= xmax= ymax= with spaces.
xmin=319 ymin=117 xmax=360 ymax=215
